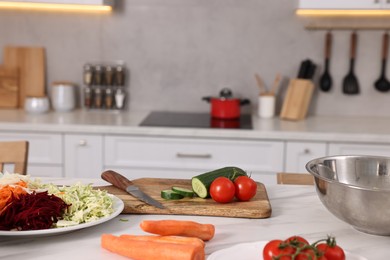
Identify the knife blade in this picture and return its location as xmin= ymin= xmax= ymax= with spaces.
xmin=101 ymin=170 xmax=165 ymax=209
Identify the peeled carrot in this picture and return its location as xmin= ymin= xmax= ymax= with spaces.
xmin=101 ymin=234 xmax=205 ymax=260
xmin=120 ymin=234 xmax=205 ymax=248
xmin=140 ymin=220 xmax=215 ymax=241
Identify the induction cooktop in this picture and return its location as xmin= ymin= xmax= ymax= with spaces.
xmin=140 ymin=111 xmax=252 ymax=129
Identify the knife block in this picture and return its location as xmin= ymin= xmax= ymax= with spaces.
xmin=280 ymin=79 xmax=314 ymax=121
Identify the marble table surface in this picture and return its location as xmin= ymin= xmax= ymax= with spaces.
xmin=0 ymin=182 xmax=388 ymax=260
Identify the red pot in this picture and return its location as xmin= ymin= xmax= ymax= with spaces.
xmin=202 ymin=88 xmax=250 ymax=119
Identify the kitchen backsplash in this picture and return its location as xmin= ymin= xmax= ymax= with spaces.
xmin=0 ymin=0 xmax=389 ymax=117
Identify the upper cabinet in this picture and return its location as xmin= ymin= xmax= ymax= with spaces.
xmin=2 ymin=0 xmax=114 ymax=5
xmin=0 ymin=0 xmax=114 ymax=12
xmin=298 ymin=0 xmax=388 ymax=10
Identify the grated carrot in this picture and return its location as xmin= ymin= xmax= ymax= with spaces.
xmin=0 ymin=184 xmax=27 ymax=213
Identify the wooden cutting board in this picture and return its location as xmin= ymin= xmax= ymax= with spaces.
xmin=100 ymin=178 xmax=272 ymax=219
xmin=0 ymin=66 xmax=19 ymax=108
xmin=3 ymin=46 xmax=46 ymax=108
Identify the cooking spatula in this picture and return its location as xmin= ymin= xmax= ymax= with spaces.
xmin=342 ymin=32 xmax=360 ymax=95
xmin=374 ymin=32 xmax=390 ymax=92
xmin=319 ymin=32 xmax=333 ymax=92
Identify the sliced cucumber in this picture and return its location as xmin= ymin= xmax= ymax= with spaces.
xmin=191 ymin=166 xmax=247 ymax=198
xmin=161 ymin=190 xmax=184 ymax=200
xmin=171 ymin=186 xmax=194 ymax=197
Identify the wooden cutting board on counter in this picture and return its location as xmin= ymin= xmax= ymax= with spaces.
xmin=0 ymin=66 xmax=19 ymax=108
xmin=3 ymin=46 xmax=46 ymax=108
xmin=100 ymin=178 xmax=272 ymax=219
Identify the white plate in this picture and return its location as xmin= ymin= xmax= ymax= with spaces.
xmin=0 ymin=194 xmax=124 ymax=237
xmin=207 ymin=241 xmax=367 ymax=260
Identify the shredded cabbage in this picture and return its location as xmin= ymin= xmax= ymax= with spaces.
xmin=41 ymin=182 xmax=114 ymax=227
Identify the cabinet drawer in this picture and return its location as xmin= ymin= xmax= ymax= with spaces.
xmin=105 ymin=136 xmax=284 ymax=172
xmin=328 ymin=143 xmax=390 ymax=157
xmin=285 ymin=141 xmax=327 ymax=173
xmin=0 ymin=132 xmax=62 ymax=164
xmin=64 ymin=134 xmax=103 ymax=178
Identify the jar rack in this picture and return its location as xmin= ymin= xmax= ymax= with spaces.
xmin=83 ymin=62 xmax=127 ymax=110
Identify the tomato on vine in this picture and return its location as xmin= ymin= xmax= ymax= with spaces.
xmin=316 ymin=237 xmax=345 ymax=260
xmin=263 ymin=239 xmax=295 ymax=260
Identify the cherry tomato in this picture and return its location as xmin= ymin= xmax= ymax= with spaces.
xmin=316 ymin=243 xmax=345 ymax=260
xmin=285 ymin=235 xmax=309 ymax=248
xmin=263 ymin=239 xmax=295 ymax=260
xmin=295 ymin=248 xmax=318 ymax=260
xmin=233 ymin=176 xmax=257 ymax=201
xmin=210 ymin=177 xmax=235 ymax=203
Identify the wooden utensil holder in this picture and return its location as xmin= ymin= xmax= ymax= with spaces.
xmin=280 ymin=79 xmax=314 ymax=121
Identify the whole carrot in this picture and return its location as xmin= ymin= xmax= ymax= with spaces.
xmin=120 ymin=234 xmax=205 ymax=248
xmin=101 ymin=234 xmax=205 ymax=260
xmin=140 ymin=220 xmax=215 ymax=241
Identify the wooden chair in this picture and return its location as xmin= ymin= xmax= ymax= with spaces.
xmin=0 ymin=141 xmax=29 ymax=175
xmin=276 ymin=172 xmax=314 ymax=185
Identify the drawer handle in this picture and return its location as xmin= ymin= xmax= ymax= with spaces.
xmin=176 ymin=153 xmax=212 ymax=159
xmin=78 ymin=139 xmax=87 ymax=146
xmin=303 ymin=149 xmax=310 ymax=154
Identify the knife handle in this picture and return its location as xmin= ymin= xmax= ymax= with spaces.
xmin=101 ymin=170 xmax=134 ymax=191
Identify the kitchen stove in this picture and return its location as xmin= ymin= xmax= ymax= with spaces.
xmin=140 ymin=111 xmax=252 ymax=129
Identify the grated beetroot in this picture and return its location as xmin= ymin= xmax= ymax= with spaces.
xmin=0 ymin=191 xmax=69 ymax=231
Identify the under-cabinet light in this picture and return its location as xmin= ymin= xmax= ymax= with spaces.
xmin=0 ymin=1 xmax=113 ymax=12
xmin=296 ymin=9 xmax=390 ymax=17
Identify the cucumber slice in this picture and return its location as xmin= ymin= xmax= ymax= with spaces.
xmin=161 ymin=190 xmax=184 ymax=200
xmin=171 ymin=186 xmax=194 ymax=197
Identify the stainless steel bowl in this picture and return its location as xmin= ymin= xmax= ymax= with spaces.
xmin=306 ymin=155 xmax=390 ymax=236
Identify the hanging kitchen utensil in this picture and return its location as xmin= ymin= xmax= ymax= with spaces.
xmin=374 ymin=32 xmax=390 ymax=92
xmin=342 ymin=32 xmax=360 ymax=95
xmin=319 ymin=31 xmax=333 ymax=92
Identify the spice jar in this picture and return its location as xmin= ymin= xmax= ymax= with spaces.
xmin=105 ymin=88 xmax=113 ymax=109
xmin=94 ymin=88 xmax=103 ymax=108
xmin=93 ymin=65 xmax=103 ymax=86
xmin=84 ymin=87 xmax=92 ymax=108
xmin=115 ymin=88 xmax=125 ymax=109
xmin=83 ymin=64 xmax=93 ymax=86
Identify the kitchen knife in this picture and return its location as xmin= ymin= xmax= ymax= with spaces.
xmin=101 ymin=170 xmax=165 ymax=209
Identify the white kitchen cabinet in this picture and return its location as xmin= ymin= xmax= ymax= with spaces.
xmin=0 ymin=132 xmax=62 ymax=177
xmin=64 ymin=134 xmax=103 ymax=178
xmin=328 ymin=142 xmax=390 ymax=157
xmin=285 ymin=141 xmax=328 ymax=173
xmin=298 ymin=0 xmax=382 ymax=9
xmin=104 ymin=135 xmax=284 ymax=184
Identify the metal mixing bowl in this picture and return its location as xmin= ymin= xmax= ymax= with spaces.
xmin=306 ymin=155 xmax=390 ymax=236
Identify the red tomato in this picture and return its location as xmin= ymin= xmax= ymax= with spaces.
xmin=263 ymin=239 xmax=295 ymax=260
xmin=285 ymin=235 xmax=309 ymax=248
xmin=316 ymin=243 xmax=345 ymax=260
xmin=210 ymin=177 xmax=235 ymax=203
xmin=233 ymin=176 xmax=257 ymax=201
xmin=295 ymin=248 xmax=318 ymax=260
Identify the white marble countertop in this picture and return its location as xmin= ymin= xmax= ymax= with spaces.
xmin=0 ymin=109 xmax=390 ymax=143
xmin=1 ymin=183 xmax=388 ymax=260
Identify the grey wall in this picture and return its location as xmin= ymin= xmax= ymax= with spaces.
xmin=0 ymin=0 xmax=389 ymax=117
